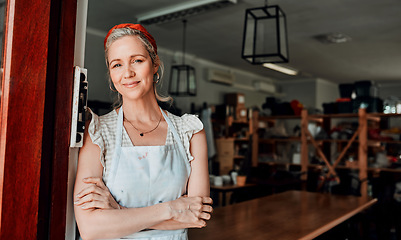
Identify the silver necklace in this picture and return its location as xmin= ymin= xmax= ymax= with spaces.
xmin=124 ymin=115 xmax=162 ymax=137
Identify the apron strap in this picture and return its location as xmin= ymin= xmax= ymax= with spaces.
xmin=160 ymin=108 xmax=188 ymax=163
xmin=108 ymin=107 xmax=124 ymax=188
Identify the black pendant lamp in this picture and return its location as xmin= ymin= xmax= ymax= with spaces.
xmin=241 ymin=0 xmax=289 ymax=64
xmin=169 ymin=20 xmax=197 ymax=96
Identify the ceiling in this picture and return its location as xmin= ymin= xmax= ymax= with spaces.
xmin=87 ymin=0 xmax=401 ymax=84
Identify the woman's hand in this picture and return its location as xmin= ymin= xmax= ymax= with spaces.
xmin=168 ymin=196 xmax=213 ymax=228
xmin=74 ymin=177 xmax=122 ymax=210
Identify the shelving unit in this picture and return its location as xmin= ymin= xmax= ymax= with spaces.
xmin=252 ymin=110 xmax=302 ymax=167
xmin=254 ymin=108 xmax=401 ymax=197
xmin=213 ymin=109 xmax=255 ymax=175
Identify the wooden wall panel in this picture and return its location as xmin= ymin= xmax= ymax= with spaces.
xmin=0 ymin=0 xmax=51 ymax=238
xmin=0 ymin=0 xmax=77 ymax=238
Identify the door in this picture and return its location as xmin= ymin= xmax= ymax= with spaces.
xmin=0 ymin=0 xmax=83 ymax=239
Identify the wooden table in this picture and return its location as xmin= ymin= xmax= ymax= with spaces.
xmin=210 ymin=183 xmax=257 ymax=206
xmin=189 ymin=190 xmax=377 ymax=240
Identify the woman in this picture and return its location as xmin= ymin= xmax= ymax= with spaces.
xmin=74 ymin=23 xmax=213 ymax=240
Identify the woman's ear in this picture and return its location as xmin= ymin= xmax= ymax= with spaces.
xmin=153 ymin=56 xmax=160 ymax=74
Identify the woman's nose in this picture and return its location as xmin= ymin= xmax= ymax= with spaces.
xmin=123 ymin=65 xmax=135 ymax=78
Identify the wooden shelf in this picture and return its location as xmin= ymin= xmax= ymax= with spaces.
xmin=231 ymin=120 xmax=249 ymax=124
xmin=369 ymin=167 xmax=401 ymax=173
xmin=258 ymin=161 xmax=297 ymax=167
xmin=367 ymin=113 xmax=401 ymax=118
xmin=259 ymin=115 xmax=301 ymax=121
xmin=317 ymin=139 xmax=353 ymax=143
xmin=234 ymin=138 xmax=250 ymax=142
xmin=308 ymin=112 xmax=401 ymax=119
xmin=259 ymin=161 xmax=401 ymax=173
xmin=309 ymin=113 xmax=360 ymax=119
xmin=259 ymin=113 xmax=401 ymax=121
xmin=259 ymin=138 xmax=301 ymax=143
xmin=309 ymin=139 xmax=401 ymax=145
xmin=257 ymin=138 xmax=401 ymax=146
xmin=373 ymin=139 xmax=401 ymax=144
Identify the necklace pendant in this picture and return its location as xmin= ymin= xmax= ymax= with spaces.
xmin=140 ymin=133 xmax=144 ymax=137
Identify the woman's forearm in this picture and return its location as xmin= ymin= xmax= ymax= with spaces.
xmin=150 ymin=219 xmax=203 ymax=230
xmin=76 ymin=202 xmax=171 ymax=240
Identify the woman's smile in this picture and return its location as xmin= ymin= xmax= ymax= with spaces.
xmin=123 ymin=80 xmax=141 ymax=88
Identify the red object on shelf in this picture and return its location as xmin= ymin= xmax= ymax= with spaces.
xmin=290 ymin=100 xmax=303 ymax=116
xmin=336 ymin=98 xmax=352 ymax=102
xmin=368 ymin=128 xmax=393 ymax=141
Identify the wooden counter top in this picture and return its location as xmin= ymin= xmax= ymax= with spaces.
xmin=188 ymin=190 xmax=377 ymax=240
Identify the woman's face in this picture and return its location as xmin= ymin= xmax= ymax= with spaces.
xmin=107 ymin=35 xmax=158 ymax=101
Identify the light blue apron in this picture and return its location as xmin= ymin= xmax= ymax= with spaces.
xmin=105 ymin=107 xmax=191 ymax=240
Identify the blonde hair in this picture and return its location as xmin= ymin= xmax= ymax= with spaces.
xmin=104 ymin=27 xmax=172 ymax=108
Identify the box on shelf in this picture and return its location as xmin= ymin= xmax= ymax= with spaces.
xmin=235 ymin=106 xmax=248 ymax=121
xmin=292 ymin=153 xmax=301 ymax=164
xmin=354 ymin=80 xmax=371 ymax=97
xmin=213 ymin=104 xmax=234 ymax=120
xmin=225 ymin=93 xmax=245 ymax=107
xmin=339 ymin=83 xmax=355 ymax=98
xmin=216 ymin=138 xmax=235 ymax=175
xmin=217 ymin=155 xmax=234 ymax=175
xmin=353 ymin=96 xmax=383 ymax=113
xmin=216 ymin=138 xmax=235 ymax=156
xmin=338 ymin=101 xmax=353 ymax=113
xmin=323 ymin=102 xmax=338 ymax=114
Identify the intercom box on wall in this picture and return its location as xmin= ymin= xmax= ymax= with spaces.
xmin=70 ymin=66 xmax=88 ymax=148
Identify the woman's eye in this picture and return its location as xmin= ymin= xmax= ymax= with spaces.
xmin=112 ymin=63 xmax=122 ymax=69
xmin=133 ymin=59 xmax=143 ymax=63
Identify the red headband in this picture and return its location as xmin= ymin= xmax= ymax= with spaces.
xmin=104 ymin=23 xmax=157 ymax=54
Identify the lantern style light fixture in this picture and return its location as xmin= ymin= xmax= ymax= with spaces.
xmin=241 ymin=1 xmax=289 ymax=64
xmin=169 ymin=20 xmax=197 ymax=96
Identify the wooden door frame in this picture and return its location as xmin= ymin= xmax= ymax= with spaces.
xmin=0 ymin=0 xmax=77 ymax=239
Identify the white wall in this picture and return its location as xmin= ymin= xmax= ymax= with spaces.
xmin=316 ymin=78 xmax=340 ymax=111
xmin=280 ymin=79 xmax=317 ymax=110
xmin=279 ymin=78 xmax=339 ymax=112
xmin=379 ymin=82 xmax=401 ymax=99
xmin=84 ymin=29 xmax=278 ymax=114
